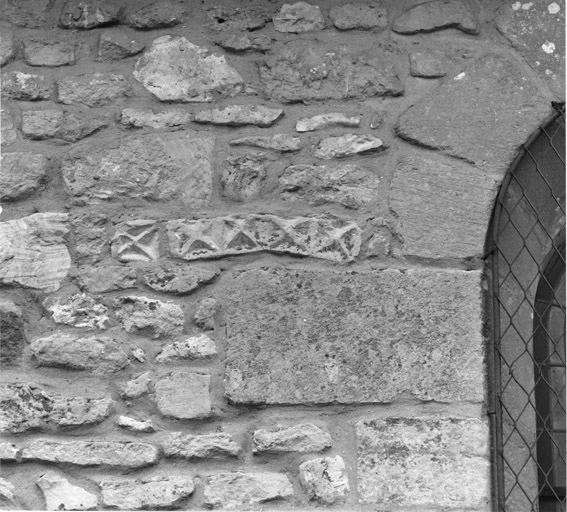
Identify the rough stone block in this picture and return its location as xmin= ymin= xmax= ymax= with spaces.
xmin=0 ymin=213 xmax=70 ymax=292
xmin=97 ymin=31 xmax=145 ymax=60
xmin=22 ymin=110 xmax=106 ymax=142
xmin=45 ymin=293 xmax=109 ymax=329
xmin=111 ymin=220 xmax=160 ymax=263
xmin=166 ymin=214 xmax=362 ymax=263
xmin=314 ymin=134 xmax=386 ymax=159
xmin=253 ymin=424 xmax=331 ymax=453
xmin=156 ymin=334 xmax=217 ymax=362
xmin=206 ymin=5 xmax=271 ymax=32
xmin=329 ymin=3 xmax=388 ymax=30
xmin=0 ymin=29 xmax=15 ymax=66
xmin=119 ymin=108 xmax=191 ymax=129
xmin=299 ymin=456 xmax=350 ymax=504
xmin=356 ymin=417 xmax=490 ymax=508
xmin=296 ymin=113 xmax=361 ymax=132
xmin=74 ymin=264 xmax=137 ymax=293
xmin=0 ymin=0 xmax=53 ymax=27
xmin=142 ymin=264 xmax=219 ymax=295
xmin=204 ymin=472 xmax=293 ymax=509
xmin=213 ymin=32 xmax=272 ymax=52
xmin=222 ymin=153 xmax=267 ymax=201
xmin=162 ymin=433 xmax=240 ymax=459
xmin=154 ymin=371 xmax=211 ymax=419
xmin=2 ymin=71 xmax=52 ymax=101
xmin=224 ymin=267 xmax=485 ymax=404
xmin=0 ymin=299 xmax=25 ymax=365
xmin=1 ymin=109 xmax=17 ymax=146
xmin=59 ymin=0 xmax=120 ymax=29
xmin=229 ymin=134 xmax=302 ymax=152
xmin=125 ymin=1 xmax=185 ymax=30
xmin=392 ymin=0 xmax=479 ymax=34
xmin=1 ymin=152 xmax=48 ymax=201
xmin=117 ymin=415 xmax=155 ymax=433
xmin=119 ymin=372 xmax=152 ymax=399
xmin=23 ymin=40 xmax=76 ymax=67
xmin=391 ymin=155 xmax=500 ymax=259
xmin=62 ymin=132 xmax=214 ymax=206
xmin=273 ymin=2 xmax=325 ymax=32
xmin=134 ymin=36 xmax=244 ymax=102
xmin=195 ymin=105 xmax=283 ymax=127
xmin=194 ymin=297 xmax=219 ymax=331
xmin=37 ymin=472 xmax=98 ymax=511
xmin=57 ymin=73 xmax=132 ymax=107
xmin=409 ymin=50 xmax=447 ymax=77
xmin=22 ymin=440 xmax=159 ymax=467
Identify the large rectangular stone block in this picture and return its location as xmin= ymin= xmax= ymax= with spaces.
xmin=224 ymin=267 xmax=484 ymax=404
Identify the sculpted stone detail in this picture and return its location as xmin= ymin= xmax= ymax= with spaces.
xmin=111 ymin=220 xmax=160 ymax=263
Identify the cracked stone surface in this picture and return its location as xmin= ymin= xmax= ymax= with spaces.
xmin=117 ymin=416 xmax=155 ymax=433
xmin=221 ymin=153 xmax=268 ymax=202
xmin=0 ymin=299 xmax=25 ymax=366
xmin=143 ymin=265 xmax=219 ymax=295
xmin=1 ymin=152 xmax=48 ymax=201
xmin=0 ymin=29 xmax=15 ymax=66
xmin=1 ymin=109 xmax=17 ymax=146
xmin=119 ymin=108 xmax=192 ymax=129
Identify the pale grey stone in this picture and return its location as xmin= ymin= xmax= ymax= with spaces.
xmin=45 ymin=293 xmax=110 ymax=329
xmin=224 ymin=267 xmax=484 ymax=404
xmin=0 ymin=213 xmax=70 ymax=292
xmin=166 ymin=214 xmax=362 ymax=263
xmin=100 ymin=477 xmax=194 ymax=509
xmin=117 ymin=416 xmax=155 ymax=433
xmin=71 ymin=212 xmax=107 ymax=264
xmin=22 ymin=440 xmax=159 ymax=467
xmin=59 ymin=0 xmax=120 ymax=29
xmin=57 ymin=73 xmax=131 ymax=107
xmin=254 ymin=424 xmax=332 ymax=453
xmin=213 ymin=32 xmax=272 ymax=52
xmin=162 ymin=433 xmax=240 ymax=459
xmin=0 ymin=478 xmax=15 ymax=505
xmin=156 ymin=334 xmax=217 ymax=362
xmin=119 ymin=372 xmax=152 ymax=399
xmin=299 ymin=456 xmax=350 ymax=504
xmin=329 ymin=2 xmax=388 ymax=30
xmin=114 ymin=296 xmax=184 ymax=339
xmin=154 ymin=371 xmax=211 ymax=419
xmin=130 ymin=347 xmax=146 ymax=363
xmin=22 ymin=110 xmax=107 ymax=142
xmin=222 ymin=153 xmax=267 ymax=201
xmin=0 ymin=299 xmax=25 ymax=366
xmin=2 ymin=71 xmax=52 ymax=101
xmin=356 ymin=417 xmax=490 ymax=507
xmin=0 ymin=0 xmax=52 ymax=28
xmin=315 ymin=134 xmax=386 ymax=159
xmin=204 ymin=472 xmax=293 ymax=509
xmin=392 ymin=0 xmax=479 ymax=34
xmin=193 ymin=297 xmax=219 ymax=331
xmin=111 ymin=220 xmax=160 ymax=263
xmin=0 ymin=383 xmax=113 ymax=433
xmin=1 ymin=109 xmax=16 ymax=146
xmin=194 ymin=105 xmax=283 ymax=127
xmin=280 ymin=164 xmax=380 ymax=209
xmin=296 ymin=113 xmax=360 ymax=132
xmin=409 ymin=51 xmax=447 ymax=77
xmin=143 ymin=265 xmax=219 ymax=295
xmin=273 ymin=2 xmax=325 ymax=32
xmin=24 ymin=40 xmax=76 ymax=67
xmin=0 ymin=443 xmax=19 ymax=460
xmin=125 ymin=1 xmax=185 ymax=29
xmin=0 ymin=152 xmax=48 ymax=201
xmin=0 ymin=28 xmax=14 ymax=66
xmin=74 ymin=264 xmax=137 ymax=293
xmin=229 ymin=134 xmax=301 ymax=152
xmin=30 ymin=333 xmax=129 ymax=373
xmin=119 ymin=108 xmax=192 ymax=129
xmin=206 ymin=5 xmax=271 ymax=32
xmin=134 ymin=36 xmax=244 ymax=102
xmin=37 ymin=472 xmax=98 ymax=511
xmin=97 ymin=31 xmax=145 ymax=61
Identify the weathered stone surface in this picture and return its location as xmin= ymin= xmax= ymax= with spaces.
xmin=409 ymin=50 xmax=447 ymax=77
xmin=356 ymin=417 xmax=490 ymax=507
xmin=0 ymin=29 xmax=14 ymax=66
xmin=0 ymin=443 xmax=18 ymax=460
xmin=193 ymin=298 xmax=219 ymax=331
xmin=1 ymin=109 xmax=16 ymax=146
xmin=0 ymin=213 xmax=70 ymax=292
xmin=391 ymin=155 xmax=500 ymax=258
xmin=24 ymin=40 xmax=76 ymax=67
xmin=224 ymin=267 xmax=484 ymax=404
xmin=167 ymin=215 xmax=362 ymax=263
xmin=59 ymin=0 xmax=120 ymax=29
xmin=296 ymin=113 xmax=360 ymax=132
xmin=0 ymin=300 xmax=25 ymax=366
xmin=222 ymin=153 xmax=267 ymax=201
xmin=496 ymin=0 xmax=565 ymax=98
xmin=134 ymin=36 xmax=244 ymax=102
xmin=273 ymin=2 xmax=324 ymax=32
xmin=299 ymin=456 xmax=350 ymax=504
xmin=0 ymin=383 xmax=113 ymax=433
xmin=111 ymin=220 xmax=160 ymax=263
xmin=125 ymin=1 xmax=185 ymax=29
xmin=22 ymin=440 xmax=159 ymax=467
xmin=130 ymin=347 xmax=146 ymax=363
xmin=315 ymin=134 xmax=386 ymax=159
xmin=157 ymin=335 xmax=218 ymax=363
xmin=98 ymin=31 xmax=145 ymax=60
xmin=74 ymin=264 xmax=137 ymax=293
xmin=30 ymin=333 xmax=129 ymax=373
xmin=253 ymin=424 xmax=331 ymax=453
xmin=396 ymin=54 xmax=551 ymax=170
xmin=37 ymin=472 xmax=98 ymax=511
xmin=114 ymin=296 xmax=184 ymax=339
xmin=22 ymin=110 xmax=107 ymax=142
xmin=393 ymin=0 xmax=479 ymax=34
xmin=45 ymin=294 xmax=109 ymax=329
xmin=71 ymin=212 xmax=107 ymax=264
xmin=101 ymin=477 xmax=193 ymax=509
xmin=117 ymin=416 xmax=155 ymax=433
xmin=143 ymin=265 xmax=219 ymax=295
xmin=329 ymin=3 xmax=388 ymax=30
xmin=119 ymin=372 xmax=152 ymax=399
xmin=260 ymin=40 xmax=403 ymax=103
xmin=62 ymin=132 xmax=214 ymax=205
xmin=229 ymin=134 xmax=302 ymax=152
xmin=0 ymin=478 xmax=15 ymax=506
xmin=2 ymin=71 xmax=52 ymax=101
xmin=213 ymin=32 xmax=272 ymax=52
xmin=280 ymin=164 xmax=380 ymax=209
xmin=194 ymin=105 xmax=283 ymax=127
xmin=120 ymin=108 xmax=192 ymax=129
xmin=57 ymin=73 xmax=132 ymax=107
xmin=0 ymin=0 xmax=52 ymax=27
xmin=154 ymin=371 xmax=211 ymax=419
xmin=163 ymin=433 xmax=240 ymax=459
xmin=206 ymin=6 xmax=271 ymax=32
xmin=0 ymin=152 xmax=48 ymax=200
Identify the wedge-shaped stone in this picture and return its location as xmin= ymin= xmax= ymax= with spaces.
xmin=204 ymin=472 xmax=293 ymax=509
xmin=120 ymin=108 xmax=192 ymax=129
xmin=280 ymin=164 xmax=380 ymax=209
xmin=59 ymin=0 xmax=120 ymax=29
xmin=30 ymin=333 xmax=129 ymax=373
xmin=194 ymin=105 xmax=283 ymax=127
xmin=22 ymin=440 xmax=159 ymax=467
xmin=329 ymin=2 xmax=388 ymax=30
xmin=97 ymin=31 xmax=145 ymax=61
xmin=2 ymin=71 xmax=52 ymax=101
xmin=23 ymin=40 xmax=76 ymax=67
xmin=111 ymin=220 xmax=160 ymax=263
xmin=260 ymin=40 xmax=403 ymax=103
xmin=134 ymin=36 xmax=244 ymax=102
xmin=156 ymin=334 xmax=217 ymax=362
xmin=143 ymin=265 xmax=219 ymax=295
xmin=154 ymin=371 xmax=211 ymax=419
xmin=125 ymin=1 xmax=185 ymax=29
xmin=356 ymin=417 xmax=490 ymax=507
xmin=229 ymin=134 xmax=301 ymax=152
xmin=299 ymin=456 xmax=350 ymax=504
xmin=167 ymin=215 xmax=361 ymax=263
xmin=224 ymin=267 xmax=484 ymax=404
xmin=57 ymin=73 xmax=132 ymax=107
xmin=22 ymin=110 xmax=106 ymax=142
xmin=45 ymin=293 xmax=110 ymax=329
xmin=101 ymin=477 xmax=193 ymax=509
xmin=254 ymin=424 xmax=331 ymax=453
xmin=62 ymin=132 xmax=214 ymax=205
xmin=392 ymin=0 xmax=479 ymax=34
xmin=0 ymin=383 xmax=113 ymax=434
xmin=315 ymin=134 xmax=386 ymax=159
xmin=163 ymin=432 xmax=240 ymax=459
xmin=1 ymin=152 xmax=48 ymax=201
xmin=296 ymin=113 xmax=360 ymax=132
xmin=273 ymin=2 xmax=325 ymax=32
xmin=0 ymin=213 xmax=70 ymax=292
xmin=37 ymin=472 xmax=98 ymax=511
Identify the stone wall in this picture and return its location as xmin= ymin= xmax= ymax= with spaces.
xmin=0 ymin=0 xmax=563 ymax=510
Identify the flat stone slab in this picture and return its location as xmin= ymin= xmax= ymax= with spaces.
xmin=37 ymin=472 xmax=98 ymax=511
xmin=260 ymin=40 xmax=403 ymax=103
xmin=194 ymin=105 xmax=283 ymax=127
xmin=119 ymin=108 xmax=191 ymax=129
xmin=296 ymin=113 xmax=361 ymax=132
xmin=23 ymin=40 xmax=77 ymax=67
xmin=253 ymin=423 xmax=332 ymax=453
xmin=0 ymin=29 xmax=15 ymax=66
xmin=162 ymin=433 xmax=240 ymax=459
xmin=166 ymin=214 xmax=362 ymax=263
xmin=356 ymin=417 xmax=490 ymax=508
xmin=213 ymin=32 xmax=272 ymax=52
xmin=57 ymin=73 xmax=131 ymax=107
xmin=154 ymin=371 xmax=211 ymax=419
xmin=314 ymin=134 xmax=386 ymax=159
xmin=392 ymin=0 xmax=479 ymax=34
xmin=124 ymin=1 xmax=185 ymax=30
xmin=156 ymin=334 xmax=217 ymax=362
xmin=224 ymin=267 xmax=484 ymax=404
xmin=22 ymin=110 xmax=106 ymax=142
xmin=229 ymin=134 xmax=302 ymax=152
